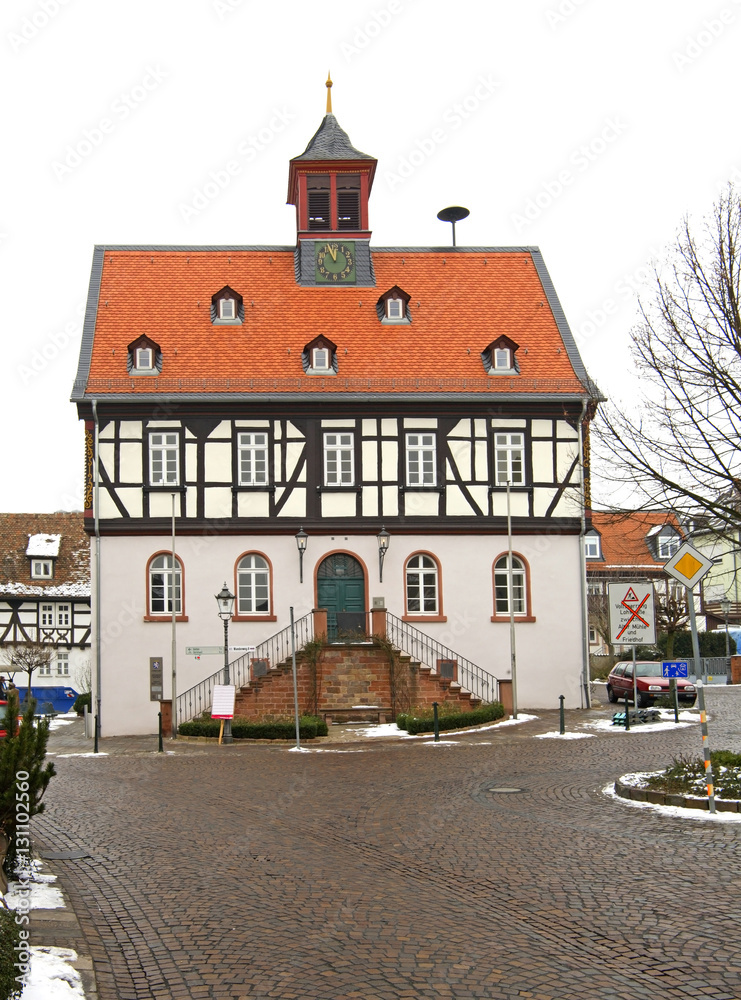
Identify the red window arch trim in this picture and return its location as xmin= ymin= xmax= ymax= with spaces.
xmin=490 ymin=550 xmax=536 ymax=623
xmin=402 ymin=550 xmax=447 ymax=623
xmin=144 ymin=550 xmax=189 ymax=623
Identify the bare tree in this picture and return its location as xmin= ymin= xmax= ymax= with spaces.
xmin=595 ymin=185 xmax=741 ymax=537
xmin=655 ymin=594 xmax=690 ymax=657
xmin=1 ymin=643 xmax=53 ymax=700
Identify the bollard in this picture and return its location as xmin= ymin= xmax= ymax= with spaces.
xmin=94 ymin=713 xmax=100 ymax=753
xmin=432 ymin=702 xmax=439 ymax=742
xmin=624 ymin=694 xmax=630 ymax=731
xmin=671 ymin=678 xmax=679 ymax=724
xmin=158 ymin=711 xmax=163 ymax=753
xmin=559 ymin=695 xmax=565 ymax=735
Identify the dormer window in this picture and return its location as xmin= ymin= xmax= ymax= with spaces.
xmin=211 ymin=286 xmax=243 ymax=324
xmin=482 ymin=336 xmax=519 ymax=375
xmin=584 ymin=532 xmax=602 ymax=560
xmin=646 ymin=523 xmax=681 ymax=560
xmin=303 ymin=336 xmax=337 ymax=375
xmin=657 ymin=532 xmax=681 ymax=560
xmin=128 ymin=336 xmax=161 ymax=376
xmin=31 ymin=559 xmax=53 ymax=579
xmin=377 ymin=286 xmax=411 ymax=324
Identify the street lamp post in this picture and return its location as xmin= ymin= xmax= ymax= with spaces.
xmin=215 ymin=583 xmax=235 ymax=745
xmin=295 ymin=527 xmax=308 ymax=583
xmin=377 ymin=526 xmax=390 ymax=582
xmin=721 ymin=597 xmax=732 ymax=657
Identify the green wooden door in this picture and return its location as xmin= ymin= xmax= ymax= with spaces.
xmin=317 ymin=554 xmax=366 ymax=640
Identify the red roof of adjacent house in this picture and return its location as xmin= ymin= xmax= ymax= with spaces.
xmin=0 ymin=513 xmax=90 ymax=598
xmin=75 ymin=247 xmax=598 ymax=398
xmin=588 ymin=511 xmax=683 ymax=570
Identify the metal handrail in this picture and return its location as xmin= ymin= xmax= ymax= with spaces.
xmin=385 ymin=612 xmax=501 ymax=705
xmin=176 ymin=613 xmax=314 ymax=724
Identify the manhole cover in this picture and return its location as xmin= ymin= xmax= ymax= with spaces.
xmin=39 ymin=849 xmax=90 ymax=860
xmin=488 ymin=787 xmax=522 ymax=794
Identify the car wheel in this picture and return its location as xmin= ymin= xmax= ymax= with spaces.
xmin=637 ymin=692 xmax=651 ymax=708
xmin=607 ymin=685 xmax=618 ymax=703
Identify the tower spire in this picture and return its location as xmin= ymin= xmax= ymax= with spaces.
xmin=326 ymin=71 xmax=333 ymax=114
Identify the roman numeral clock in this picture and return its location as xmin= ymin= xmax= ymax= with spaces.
xmin=315 ymin=240 xmax=356 ymax=282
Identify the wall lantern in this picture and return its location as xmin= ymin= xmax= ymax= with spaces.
xmin=377 ymin=526 xmax=390 ymax=582
xmin=295 ymin=527 xmax=308 ymax=583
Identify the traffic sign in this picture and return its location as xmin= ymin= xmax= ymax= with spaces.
xmin=662 ymin=660 xmax=688 ymax=678
xmin=185 ymin=646 xmax=224 ymax=656
xmin=663 ymin=541 xmax=714 ymax=589
xmin=608 ymin=583 xmax=656 ymax=645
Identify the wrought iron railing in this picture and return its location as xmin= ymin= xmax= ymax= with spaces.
xmin=385 ymin=612 xmax=501 ymax=705
xmin=176 ymin=613 xmax=314 ymax=724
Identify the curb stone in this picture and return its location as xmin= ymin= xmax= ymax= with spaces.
xmin=614 ymin=777 xmax=740 ymax=812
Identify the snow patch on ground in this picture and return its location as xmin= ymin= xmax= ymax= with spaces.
xmin=355 ymin=723 xmax=401 ymax=738
xmin=535 ymin=731 xmax=596 ymax=740
xmin=22 ymin=947 xmax=85 ymax=999
xmin=48 ymin=714 xmax=78 ymax=731
xmin=603 ymin=782 xmax=741 ymax=823
xmin=582 ymin=718 xmax=694 ymax=734
xmin=5 ymin=860 xmax=64 ymax=911
xmin=55 ymin=752 xmax=109 ymax=758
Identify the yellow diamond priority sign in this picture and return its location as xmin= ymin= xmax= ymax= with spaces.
xmin=663 ymin=541 xmax=714 ymax=589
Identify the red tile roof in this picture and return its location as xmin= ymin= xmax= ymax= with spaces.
xmin=588 ymin=511 xmax=682 ymax=571
xmin=80 ymin=248 xmax=593 ymax=396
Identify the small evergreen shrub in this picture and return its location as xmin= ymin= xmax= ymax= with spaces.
xmin=0 ymin=908 xmax=22 ymax=1000
xmin=397 ymin=701 xmax=505 ymax=735
xmin=178 ymin=715 xmax=327 ymax=740
xmin=73 ymin=692 xmax=91 ymax=715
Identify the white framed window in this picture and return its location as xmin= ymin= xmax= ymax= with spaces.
xmin=237 ymin=554 xmax=270 ymax=615
xmin=494 ymin=348 xmax=512 ymax=369
xmin=148 ymin=554 xmax=182 ymax=615
xmin=135 ymin=347 xmax=154 ymax=370
xmin=494 ymin=433 xmax=525 ymax=485
xmin=584 ymin=535 xmax=601 ymax=559
xmin=588 ymin=626 xmax=598 ymax=644
xmin=406 ymin=433 xmax=436 ymax=486
xmin=219 ymin=298 xmax=236 ymax=320
xmin=39 ymin=660 xmax=52 ymax=676
xmin=238 ymin=433 xmax=268 ymax=485
xmin=587 ymin=581 xmax=603 ymax=596
xmin=56 ymin=652 xmax=69 ymax=676
xmin=56 ymin=605 xmax=70 ymax=628
xmin=658 ymin=534 xmax=680 ymax=559
xmin=494 ymin=555 xmax=526 ymax=615
xmin=40 ymin=604 xmax=54 ymax=626
xmin=324 ymin=432 xmax=354 ymax=486
xmin=405 ymin=554 xmax=439 ymax=614
xmin=386 ymin=297 xmax=404 ymax=320
xmin=149 ymin=432 xmax=179 ymax=486
xmin=31 ymin=560 xmax=53 ymax=579
xmin=312 ymin=347 xmax=330 ymax=370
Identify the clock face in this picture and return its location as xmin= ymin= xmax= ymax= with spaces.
xmin=315 ymin=241 xmax=356 ymax=283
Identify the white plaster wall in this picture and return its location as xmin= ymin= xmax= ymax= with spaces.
xmin=205 ymin=442 xmax=231 ymax=482
xmin=275 ymin=488 xmax=306 ymax=518
xmin=556 ymin=420 xmax=579 ymax=440
xmin=119 ymin=443 xmax=142 ymax=483
xmin=448 ymin=440 xmax=471 ymax=479
xmin=119 ymin=421 xmax=141 ymax=439
xmin=94 ymin=530 xmax=586 ymax=735
xmin=531 ymin=441 xmax=554 ymax=483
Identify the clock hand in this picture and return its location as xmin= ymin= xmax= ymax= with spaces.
xmin=326 ymin=244 xmax=337 ymax=262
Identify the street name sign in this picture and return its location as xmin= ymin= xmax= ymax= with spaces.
xmin=186 ymin=646 xmax=224 ymax=656
xmin=662 ymin=660 xmax=689 ymax=678
xmin=608 ymin=583 xmax=656 ymax=645
xmin=229 ymin=645 xmax=256 ymax=652
xmin=663 ymin=541 xmax=714 ymax=590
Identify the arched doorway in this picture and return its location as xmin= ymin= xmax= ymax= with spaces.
xmin=317 ymin=553 xmax=366 ymax=641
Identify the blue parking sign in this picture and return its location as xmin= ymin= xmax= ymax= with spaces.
xmin=662 ymin=660 xmax=688 ymax=678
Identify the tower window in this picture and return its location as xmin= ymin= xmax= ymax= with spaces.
xmin=337 ymin=174 xmax=360 ymax=229
xmin=308 ymin=175 xmax=330 ymax=230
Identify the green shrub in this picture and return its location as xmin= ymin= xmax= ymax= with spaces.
xmin=0 ymin=908 xmax=22 ymax=1000
xmin=398 ymin=701 xmax=505 ymax=735
xmin=72 ymin=692 xmax=91 ymax=715
xmin=178 ymin=715 xmax=327 ymax=740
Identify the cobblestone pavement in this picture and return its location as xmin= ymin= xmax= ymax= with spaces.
xmin=33 ymin=689 xmax=741 ymax=1000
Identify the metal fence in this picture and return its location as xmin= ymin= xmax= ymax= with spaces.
xmin=385 ymin=612 xmax=500 ymax=704
xmin=686 ymin=657 xmax=731 ymax=683
xmin=176 ymin=613 xmax=314 ymax=724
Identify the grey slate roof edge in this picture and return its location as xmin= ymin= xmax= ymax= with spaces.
xmin=74 ymin=391 xmax=596 ymax=405
xmin=529 ymin=249 xmax=606 ymax=403
xmin=70 ymin=246 xmax=104 ymax=402
xmin=86 ymin=244 xmax=541 ymax=254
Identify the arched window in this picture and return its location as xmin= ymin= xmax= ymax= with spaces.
xmin=237 ymin=554 xmax=271 ymax=615
xmin=148 ymin=554 xmax=182 ymax=616
xmin=492 ymin=553 xmax=535 ymax=622
xmin=405 ymin=553 xmax=440 ymax=616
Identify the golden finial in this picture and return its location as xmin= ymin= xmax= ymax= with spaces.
xmin=326 ymin=71 xmax=333 ymax=114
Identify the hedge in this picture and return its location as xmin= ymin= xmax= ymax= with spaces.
xmin=178 ymin=715 xmax=328 ymax=740
xmin=396 ymin=701 xmax=505 ymax=735
xmin=0 ymin=907 xmax=22 ymax=1000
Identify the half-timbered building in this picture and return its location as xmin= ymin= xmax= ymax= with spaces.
xmin=0 ymin=513 xmax=91 ymax=692
xmin=72 ymin=91 xmax=602 ymax=735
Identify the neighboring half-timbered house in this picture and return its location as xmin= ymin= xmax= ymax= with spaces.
xmin=0 ymin=513 xmax=91 ymax=692
xmin=72 ymin=94 xmax=603 ymax=735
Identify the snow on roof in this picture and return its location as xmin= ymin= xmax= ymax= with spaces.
xmin=0 ymin=582 xmax=90 ymax=599
xmin=26 ymin=534 xmax=61 ymax=558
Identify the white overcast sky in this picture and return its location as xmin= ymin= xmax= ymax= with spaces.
xmin=0 ymin=0 xmax=737 ymax=512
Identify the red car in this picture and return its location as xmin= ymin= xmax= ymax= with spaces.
xmin=606 ymin=661 xmax=696 ymax=708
